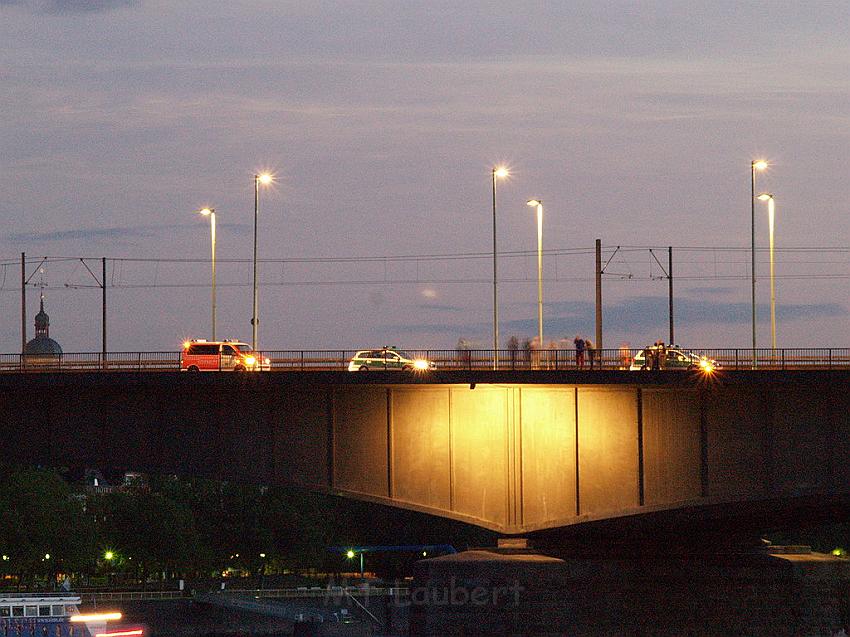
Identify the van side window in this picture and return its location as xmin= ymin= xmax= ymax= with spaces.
xmin=189 ymin=344 xmax=218 ymax=355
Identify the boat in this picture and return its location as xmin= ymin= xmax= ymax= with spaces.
xmin=0 ymin=592 xmax=115 ymax=636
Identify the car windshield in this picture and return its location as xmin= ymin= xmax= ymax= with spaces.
xmin=233 ymin=344 xmax=252 ymax=352
xmin=393 ymin=350 xmax=412 ymax=359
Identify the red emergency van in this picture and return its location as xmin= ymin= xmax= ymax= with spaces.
xmin=180 ymin=339 xmax=270 ymax=372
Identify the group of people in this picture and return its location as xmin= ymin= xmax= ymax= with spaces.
xmin=644 ymin=340 xmax=668 ymax=370
xmin=573 ymin=335 xmax=596 ymax=368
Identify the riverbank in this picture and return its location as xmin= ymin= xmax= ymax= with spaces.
xmin=101 ymin=599 xmax=294 ymax=636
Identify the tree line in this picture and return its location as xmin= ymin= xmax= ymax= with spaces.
xmin=0 ymin=466 xmax=494 ymax=588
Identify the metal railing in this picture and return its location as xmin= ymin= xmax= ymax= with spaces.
xmin=80 ymin=590 xmax=185 ymax=603
xmin=1 ymin=352 xmax=180 ymax=373
xmin=4 ymin=348 xmax=850 ymax=373
xmin=76 ymin=587 xmax=407 ymax=605
xmin=233 ymin=586 xmax=406 ymax=599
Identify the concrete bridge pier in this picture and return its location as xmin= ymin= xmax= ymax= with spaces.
xmin=408 ymin=545 xmax=850 ymax=636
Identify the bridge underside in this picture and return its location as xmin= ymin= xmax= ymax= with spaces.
xmin=3 ymin=370 xmax=850 ymax=536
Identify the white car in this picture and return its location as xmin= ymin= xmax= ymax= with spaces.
xmin=630 ymin=346 xmax=718 ymax=372
xmin=347 ymin=349 xmax=435 ymax=372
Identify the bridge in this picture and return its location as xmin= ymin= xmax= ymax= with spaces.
xmin=4 ymin=346 xmax=850 ymax=372
xmin=4 ymin=368 xmax=850 ymax=539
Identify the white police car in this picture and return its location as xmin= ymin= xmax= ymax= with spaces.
xmin=347 ymin=348 xmax=435 ymax=372
xmin=630 ymin=346 xmax=718 ymax=372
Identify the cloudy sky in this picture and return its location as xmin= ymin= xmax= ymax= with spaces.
xmin=2 ymin=1 xmax=849 ymax=352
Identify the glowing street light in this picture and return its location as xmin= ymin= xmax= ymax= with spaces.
xmin=750 ymin=159 xmax=769 ymax=362
xmin=757 ymin=193 xmax=777 ymax=351
xmin=252 ymin=173 xmax=274 ymax=351
xmin=197 ymin=208 xmax=217 ymax=340
xmin=346 ymin=549 xmax=364 ymax=578
xmin=491 ymin=166 xmax=510 ymax=368
xmin=103 ymin=550 xmax=115 ymax=561
xmin=526 ymin=199 xmax=544 ymax=352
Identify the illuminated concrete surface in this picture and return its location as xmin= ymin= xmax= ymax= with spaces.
xmin=3 ymin=370 xmax=850 ymax=535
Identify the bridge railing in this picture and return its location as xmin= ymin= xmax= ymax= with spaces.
xmin=253 ymin=348 xmax=850 ymax=371
xmin=1 ymin=351 xmax=180 ymax=372
xmin=4 ymin=348 xmax=850 ymax=372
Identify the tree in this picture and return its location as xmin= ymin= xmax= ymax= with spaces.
xmin=0 ymin=467 xmax=96 ymax=585
xmin=93 ymin=489 xmax=200 ymax=581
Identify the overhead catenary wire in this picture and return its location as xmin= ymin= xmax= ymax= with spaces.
xmin=4 ymin=245 xmax=850 ymax=292
xmin=6 ymin=244 xmax=850 ymax=266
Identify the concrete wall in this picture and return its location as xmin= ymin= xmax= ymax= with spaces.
xmin=2 ymin=371 xmax=850 ymax=534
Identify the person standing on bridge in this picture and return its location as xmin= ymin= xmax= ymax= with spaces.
xmin=585 ymin=338 xmax=595 ymax=369
xmin=574 ymin=335 xmax=586 ymax=368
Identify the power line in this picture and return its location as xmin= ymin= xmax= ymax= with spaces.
xmin=6 ymin=244 xmax=850 ymax=267
xmin=6 ymin=245 xmax=850 ymax=293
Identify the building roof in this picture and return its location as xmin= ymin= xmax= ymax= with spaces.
xmin=24 ymin=335 xmax=63 ymax=356
xmin=24 ymin=295 xmax=62 ymax=355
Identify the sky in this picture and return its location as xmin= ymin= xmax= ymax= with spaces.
xmin=2 ymin=1 xmax=849 ymax=353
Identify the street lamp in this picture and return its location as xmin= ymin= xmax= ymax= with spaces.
xmin=750 ymin=159 xmax=768 ymax=362
xmin=526 ymin=199 xmax=544 ymax=351
xmin=491 ymin=166 xmax=509 ymax=369
xmin=346 ymin=549 xmax=364 ymax=578
xmin=252 ymin=173 xmax=274 ymax=351
xmin=757 ymin=193 xmax=777 ymax=351
xmin=198 ymin=208 xmax=217 ymax=340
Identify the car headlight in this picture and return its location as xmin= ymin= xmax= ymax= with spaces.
xmin=245 ymin=356 xmax=257 ymax=366
xmin=413 ymin=359 xmax=430 ymax=370
xmin=699 ymin=358 xmax=714 ymax=373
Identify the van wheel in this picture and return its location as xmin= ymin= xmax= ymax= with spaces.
xmin=359 ymin=366 xmax=368 ymax=371
xmin=188 ymin=366 xmax=200 ymax=372
xmin=234 ymin=365 xmax=246 ymax=372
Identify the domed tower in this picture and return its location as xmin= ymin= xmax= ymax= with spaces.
xmin=24 ymin=295 xmax=63 ymax=357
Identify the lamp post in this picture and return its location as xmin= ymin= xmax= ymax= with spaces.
xmin=198 ymin=208 xmax=217 ymax=340
xmin=757 ymin=193 xmax=777 ymax=351
xmin=252 ymin=173 xmax=273 ymax=351
xmin=526 ymin=199 xmax=544 ymax=350
xmin=346 ymin=549 xmax=364 ymax=578
xmin=491 ymin=166 xmax=509 ymax=369
xmin=750 ymin=159 xmax=768 ymax=363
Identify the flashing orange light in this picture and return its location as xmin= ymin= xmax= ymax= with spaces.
xmin=71 ymin=612 xmax=122 ymax=622
xmin=182 ymin=341 xmax=191 ymax=350
xmin=94 ymin=631 xmax=143 ymax=637
xmin=698 ymin=358 xmax=716 ymax=374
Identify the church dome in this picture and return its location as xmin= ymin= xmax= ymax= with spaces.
xmin=24 ymin=335 xmax=63 ymax=356
xmin=24 ymin=296 xmax=62 ymax=356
